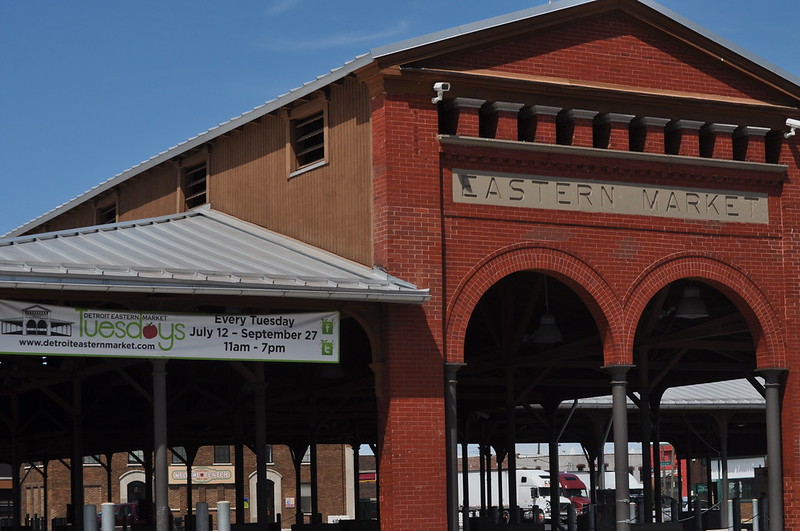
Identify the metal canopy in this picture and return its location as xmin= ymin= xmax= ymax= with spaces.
xmin=0 ymin=206 xmax=429 ymax=303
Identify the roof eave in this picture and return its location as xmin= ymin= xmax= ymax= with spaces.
xmin=0 ymin=277 xmax=431 ymax=304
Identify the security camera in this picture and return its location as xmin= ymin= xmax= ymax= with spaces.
xmin=471 ymin=411 xmax=490 ymax=421
xmin=786 ymin=117 xmax=800 ymax=139
xmin=431 ymin=81 xmax=451 ymax=104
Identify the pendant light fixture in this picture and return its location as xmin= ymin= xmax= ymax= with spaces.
xmin=675 ymin=283 xmax=709 ymax=319
xmin=533 ymin=276 xmax=563 ymax=344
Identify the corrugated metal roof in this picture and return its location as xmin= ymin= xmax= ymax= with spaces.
xmin=574 ymin=379 xmax=765 ymax=409
xmin=6 ymin=0 xmax=799 ymax=237
xmin=0 ymin=206 xmax=430 ymax=303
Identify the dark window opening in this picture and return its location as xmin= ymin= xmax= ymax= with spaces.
xmin=97 ymin=203 xmax=117 ymax=225
xmin=292 ymin=112 xmax=325 ymax=169
xmin=171 ymin=446 xmax=187 ymax=465
xmin=214 ymin=445 xmax=231 ymax=464
xmin=300 ymin=483 xmax=312 ymax=514
xmin=184 ymin=163 xmax=207 ymax=209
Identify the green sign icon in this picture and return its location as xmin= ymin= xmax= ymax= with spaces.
xmin=321 ymin=340 xmax=334 ymax=356
xmin=321 ymin=318 xmax=334 ymax=334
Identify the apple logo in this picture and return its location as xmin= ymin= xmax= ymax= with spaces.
xmin=143 ymin=323 xmax=158 ymax=339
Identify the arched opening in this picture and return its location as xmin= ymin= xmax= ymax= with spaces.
xmin=457 ymin=271 xmax=604 ymax=526
xmin=632 ymin=279 xmax=761 ymax=525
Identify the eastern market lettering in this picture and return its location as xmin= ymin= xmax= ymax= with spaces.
xmin=453 ymin=171 xmax=768 ymax=224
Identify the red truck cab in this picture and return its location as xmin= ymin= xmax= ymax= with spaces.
xmin=559 ymin=473 xmax=591 ymax=515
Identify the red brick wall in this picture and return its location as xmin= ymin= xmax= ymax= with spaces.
xmin=426 ymin=12 xmax=794 ymax=106
xmin=371 ymin=9 xmax=799 ymax=527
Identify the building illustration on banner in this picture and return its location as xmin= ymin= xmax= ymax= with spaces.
xmin=0 ymin=305 xmax=73 ymax=337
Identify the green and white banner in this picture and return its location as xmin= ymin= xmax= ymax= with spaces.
xmin=0 ymin=300 xmax=339 ymax=362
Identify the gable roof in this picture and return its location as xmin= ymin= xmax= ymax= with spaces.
xmin=6 ymin=0 xmax=800 ymax=238
xmin=0 ymin=206 xmax=429 ymax=303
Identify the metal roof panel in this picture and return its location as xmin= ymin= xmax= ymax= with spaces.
xmin=0 ymin=207 xmax=429 ymax=303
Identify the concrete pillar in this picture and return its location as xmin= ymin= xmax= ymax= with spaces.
xmin=100 ymin=503 xmax=113 ymax=531
xmin=196 ymin=502 xmax=209 ymax=531
xmin=217 ymin=501 xmax=231 ymax=531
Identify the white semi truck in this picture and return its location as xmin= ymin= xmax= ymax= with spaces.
xmin=458 ymin=469 xmax=572 ymax=522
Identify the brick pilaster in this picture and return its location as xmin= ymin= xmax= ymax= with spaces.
xmin=520 ymin=105 xmax=561 ymax=144
xmin=734 ymin=126 xmax=770 ymax=163
xmin=702 ymin=123 xmax=737 ymax=159
xmin=666 ymin=119 xmax=704 ymax=157
xmin=445 ymin=98 xmax=485 ymax=137
xmin=559 ymin=109 xmax=599 ymax=148
xmin=631 ymin=116 xmax=670 ymax=154
xmin=482 ymin=101 xmax=524 ymax=141
xmin=597 ymin=113 xmax=634 ymax=150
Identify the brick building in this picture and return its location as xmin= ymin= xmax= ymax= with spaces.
xmin=0 ymin=1 xmax=798 ymax=531
xmin=19 ymin=444 xmax=354 ymax=528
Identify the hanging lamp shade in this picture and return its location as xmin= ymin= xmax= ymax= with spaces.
xmin=532 ymin=313 xmax=563 ymax=344
xmin=675 ymin=284 xmax=708 ymax=319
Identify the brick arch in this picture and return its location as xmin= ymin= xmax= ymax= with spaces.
xmin=446 ymin=244 xmax=623 ymax=364
xmin=623 ymin=253 xmax=785 ymax=367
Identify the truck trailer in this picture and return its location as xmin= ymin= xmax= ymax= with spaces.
xmin=458 ymin=469 xmax=572 ymax=522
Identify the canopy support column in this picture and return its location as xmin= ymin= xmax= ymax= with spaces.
xmin=71 ymin=379 xmax=84 ymax=531
xmin=606 ymin=365 xmax=632 ymax=531
xmin=445 ymin=362 xmax=464 ymax=531
xmin=759 ymin=369 xmax=786 ymax=531
xmin=152 ymin=360 xmax=169 ymax=531
xmin=254 ymin=371 xmax=269 ymax=529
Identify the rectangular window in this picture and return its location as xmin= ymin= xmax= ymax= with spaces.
xmin=266 ymin=444 xmax=273 ymax=464
xmin=183 ymin=163 xmax=207 ymax=209
xmin=83 ymin=455 xmax=101 ymax=466
xmin=214 ymin=445 xmax=231 ymax=464
xmin=292 ymin=111 xmax=325 ymax=169
xmin=171 ymin=446 xmax=187 ymax=465
xmin=96 ymin=203 xmax=117 ymax=225
xmin=301 ymin=447 xmax=311 ymax=464
xmin=300 ymin=483 xmax=312 ymax=514
xmin=128 ymin=450 xmax=144 ymax=465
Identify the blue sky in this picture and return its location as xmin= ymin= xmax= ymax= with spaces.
xmin=1 ymin=0 xmax=798 ymax=236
